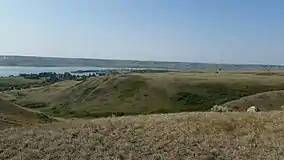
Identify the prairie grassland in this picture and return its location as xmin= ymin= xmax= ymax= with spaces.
xmin=1 ymin=71 xmax=284 ymax=159
xmin=1 ymin=111 xmax=284 ymax=160
xmin=3 ymin=71 xmax=284 ymax=118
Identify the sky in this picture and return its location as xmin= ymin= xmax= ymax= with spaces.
xmin=1 ymin=0 xmax=284 ymax=64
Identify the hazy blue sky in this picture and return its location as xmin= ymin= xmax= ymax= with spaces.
xmin=1 ymin=0 xmax=284 ymax=64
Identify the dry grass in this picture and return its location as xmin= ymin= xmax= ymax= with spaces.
xmin=1 ymin=111 xmax=284 ymax=159
xmin=0 ymin=98 xmax=39 ymax=129
xmin=0 ymin=98 xmax=55 ymax=129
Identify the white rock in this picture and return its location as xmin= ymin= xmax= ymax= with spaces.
xmin=246 ymin=106 xmax=259 ymax=112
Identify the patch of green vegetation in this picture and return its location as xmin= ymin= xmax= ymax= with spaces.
xmin=173 ymin=82 xmax=284 ymax=111
xmin=22 ymin=102 xmax=48 ymax=108
xmin=35 ymin=112 xmax=56 ymax=123
xmin=0 ymin=77 xmax=44 ymax=91
xmin=117 ymin=75 xmax=147 ymax=100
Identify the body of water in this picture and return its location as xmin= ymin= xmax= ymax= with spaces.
xmin=0 ymin=66 xmax=168 ymax=77
xmin=0 ymin=66 xmax=113 ymax=77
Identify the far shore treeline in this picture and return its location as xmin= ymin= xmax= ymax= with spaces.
xmin=0 ymin=68 xmax=174 ymax=92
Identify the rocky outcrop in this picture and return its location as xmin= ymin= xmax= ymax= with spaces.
xmin=246 ymin=106 xmax=259 ymax=112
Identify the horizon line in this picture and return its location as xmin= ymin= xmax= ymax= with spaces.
xmin=0 ymin=54 xmax=283 ymax=67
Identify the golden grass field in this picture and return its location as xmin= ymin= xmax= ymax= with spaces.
xmin=1 ymin=111 xmax=284 ymax=159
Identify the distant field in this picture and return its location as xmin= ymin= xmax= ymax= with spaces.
xmin=1 ymin=111 xmax=284 ymax=159
xmin=0 ymin=76 xmax=44 ymax=91
xmin=0 ymin=76 xmax=43 ymax=85
xmin=3 ymin=71 xmax=284 ymax=118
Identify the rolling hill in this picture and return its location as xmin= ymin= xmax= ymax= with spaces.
xmin=4 ymin=71 xmax=284 ymax=118
xmin=0 ymin=97 xmax=54 ymax=129
xmin=222 ymin=90 xmax=284 ymax=111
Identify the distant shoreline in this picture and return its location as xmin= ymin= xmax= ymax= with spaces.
xmin=0 ymin=55 xmax=283 ymax=70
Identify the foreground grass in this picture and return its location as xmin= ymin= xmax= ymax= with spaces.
xmin=3 ymin=71 xmax=284 ymax=118
xmin=1 ymin=111 xmax=284 ymax=159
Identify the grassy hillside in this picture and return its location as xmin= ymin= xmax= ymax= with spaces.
xmin=1 ymin=111 xmax=284 ymax=159
xmin=4 ymin=71 xmax=284 ymax=118
xmin=222 ymin=90 xmax=284 ymax=111
xmin=0 ymin=98 xmax=55 ymax=129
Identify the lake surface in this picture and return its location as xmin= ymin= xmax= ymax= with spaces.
xmin=0 ymin=66 xmax=115 ymax=76
xmin=0 ymin=66 xmax=166 ymax=77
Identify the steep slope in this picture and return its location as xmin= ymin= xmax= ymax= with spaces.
xmin=5 ymin=72 xmax=284 ymax=118
xmin=38 ymin=75 xmax=174 ymax=117
xmin=222 ymin=90 xmax=284 ymax=111
xmin=1 ymin=111 xmax=284 ymax=159
xmin=0 ymin=98 xmax=54 ymax=129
